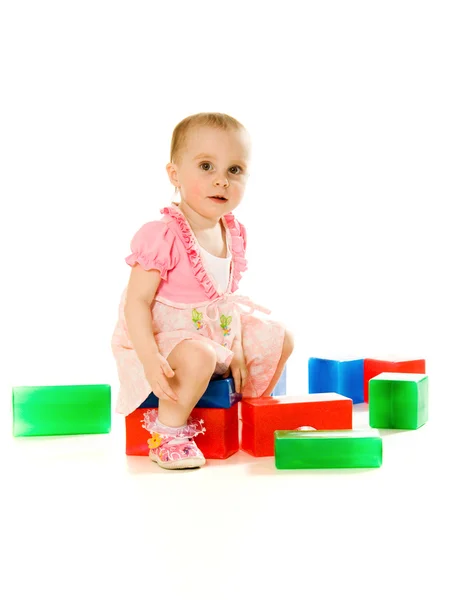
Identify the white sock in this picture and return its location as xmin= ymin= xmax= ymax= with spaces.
xmin=155 ymin=417 xmax=187 ymax=434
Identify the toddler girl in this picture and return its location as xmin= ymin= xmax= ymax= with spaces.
xmin=111 ymin=112 xmax=294 ymax=469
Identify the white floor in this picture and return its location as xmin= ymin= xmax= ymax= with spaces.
xmin=2 ymin=376 xmax=449 ymax=600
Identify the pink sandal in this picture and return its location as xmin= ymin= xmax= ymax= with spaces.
xmin=142 ymin=410 xmax=206 ymax=470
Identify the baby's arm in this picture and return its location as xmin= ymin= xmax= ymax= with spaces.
xmin=124 ymin=265 xmax=161 ymax=363
xmin=124 ymin=265 xmax=179 ymax=403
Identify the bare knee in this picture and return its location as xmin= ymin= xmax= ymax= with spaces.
xmin=168 ymin=339 xmax=216 ymax=376
xmin=283 ymin=329 xmax=295 ymax=358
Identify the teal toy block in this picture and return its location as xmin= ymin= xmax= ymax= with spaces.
xmin=369 ymin=372 xmax=428 ymax=430
xmin=275 ymin=429 xmax=382 ymax=469
xmin=12 ymin=384 xmax=111 ymax=437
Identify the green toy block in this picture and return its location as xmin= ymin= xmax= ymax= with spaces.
xmin=274 ymin=429 xmax=382 ymax=469
xmin=12 ymin=385 xmax=111 ymax=437
xmin=369 ymin=372 xmax=428 ymax=430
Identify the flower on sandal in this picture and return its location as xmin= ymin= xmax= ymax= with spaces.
xmin=148 ymin=432 xmax=162 ymax=449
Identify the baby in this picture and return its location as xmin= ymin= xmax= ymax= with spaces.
xmin=111 ymin=112 xmax=294 ymax=469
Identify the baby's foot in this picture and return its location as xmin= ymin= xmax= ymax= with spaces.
xmin=149 ymin=434 xmax=205 ymax=469
xmin=143 ymin=411 xmax=206 ymax=470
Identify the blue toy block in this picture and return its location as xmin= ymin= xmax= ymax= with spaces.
xmin=308 ymin=358 xmax=339 ymax=394
xmin=308 ymin=357 xmax=364 ymax=404
xmin=272 ymin=365 xmax=287 ymax=396
xmin=338 ymin=359 xmax=364 ymax=404
xmin=140 ymin=376 xmax=240 ymax=409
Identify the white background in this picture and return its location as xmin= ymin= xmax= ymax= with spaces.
xmin=1 ymin=1 xmax=449 ymax=599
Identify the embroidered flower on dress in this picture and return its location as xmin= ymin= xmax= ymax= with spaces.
xmin=220 ymin=314 xmax=232 ymax=336
xmin=192 ymin=308 xmax=204 ymax=330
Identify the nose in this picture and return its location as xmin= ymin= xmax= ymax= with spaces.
xmin=214 ymin=176 xmax=229 ymax=188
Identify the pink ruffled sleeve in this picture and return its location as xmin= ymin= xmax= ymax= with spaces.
xmin=125 ymin=221 xmax=179 ymax=281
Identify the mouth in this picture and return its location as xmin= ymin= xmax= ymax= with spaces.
xmin=209 ymin=195 xmax=228 ymax=203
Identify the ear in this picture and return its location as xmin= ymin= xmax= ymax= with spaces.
xmin=166 ymin=163 xmax=180 ymax=188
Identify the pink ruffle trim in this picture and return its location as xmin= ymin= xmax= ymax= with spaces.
xmin=222 ymin=211 xmax=248 ymax=291
xmin=161 ymin=204 xmax=248 ymax=299
xmin=141 ymin=409 xmax=206 ymax=438
xmin=124 ymin=254 xmax=169 ymax=280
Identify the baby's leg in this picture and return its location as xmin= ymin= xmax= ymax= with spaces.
xmin=158 ymin=339 xmax=217 ymax=427
xmin=260 ymin=329 xmax=295 ymax=396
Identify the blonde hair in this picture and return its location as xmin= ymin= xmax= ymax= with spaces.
xmin=170 ymin=112 xmax=247 ymax=164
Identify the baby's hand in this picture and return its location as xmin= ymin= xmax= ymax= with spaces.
xmin=144 ymin=353 xmax=179 ymax=403
xmin=230 ymin=341 xmax=248 ymax=394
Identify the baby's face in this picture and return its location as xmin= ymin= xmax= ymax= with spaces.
xmin=168 ymin=126 xmax=251 ymax=219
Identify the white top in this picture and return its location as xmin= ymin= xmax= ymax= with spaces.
xmin=199 ymin=244 xmax=232 ymax=294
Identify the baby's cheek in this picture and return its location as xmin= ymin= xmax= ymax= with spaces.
xmin=190 ymin=181 xmax=204 ymax=196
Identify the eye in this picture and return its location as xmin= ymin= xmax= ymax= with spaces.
xmin=229 ymin=166 xmax=242 ymax=175
xmin=200 ymin=162 xmax=212 ymax=171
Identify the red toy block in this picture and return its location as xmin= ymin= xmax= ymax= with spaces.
xmin=192 ymin=405 xmax=239 ymax=459
xmin=125 ymin=403 xmax=239 ymax=459
xmin=363 ymin=357 xmax=426 ymax=403
xmin=240 ymin=393 xmax=353 ymax=457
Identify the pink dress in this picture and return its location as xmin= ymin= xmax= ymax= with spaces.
xmin=111 ymin=202 xmax=286 ymax=416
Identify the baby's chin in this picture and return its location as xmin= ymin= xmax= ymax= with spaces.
xmin=181 ymin=196 xmax=239 ymax=218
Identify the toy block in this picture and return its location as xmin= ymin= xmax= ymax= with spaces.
xmin=308 ymin=357 xmax=364 ymax=404
xmin=126 ymin=403 xmax=239 ymax=459
xmin=272 ymin=365 xmax=287 ymax=396
xmin=275 ymin=429 xmax=382 ymax=469
xmin=308 ymin=357 xmax=339 ymax=392
xmin=364 ymin=357 xmax=426 ymax=403
xmin=12 ymin=385 xmax=111 ymax=437
xmin=140 ymin=377 xmax=241 ymax=409
xmin=240 ymin=393 xmax=353 ymax=457
xmin=369 ymin=372 xmax=428 ymax=429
